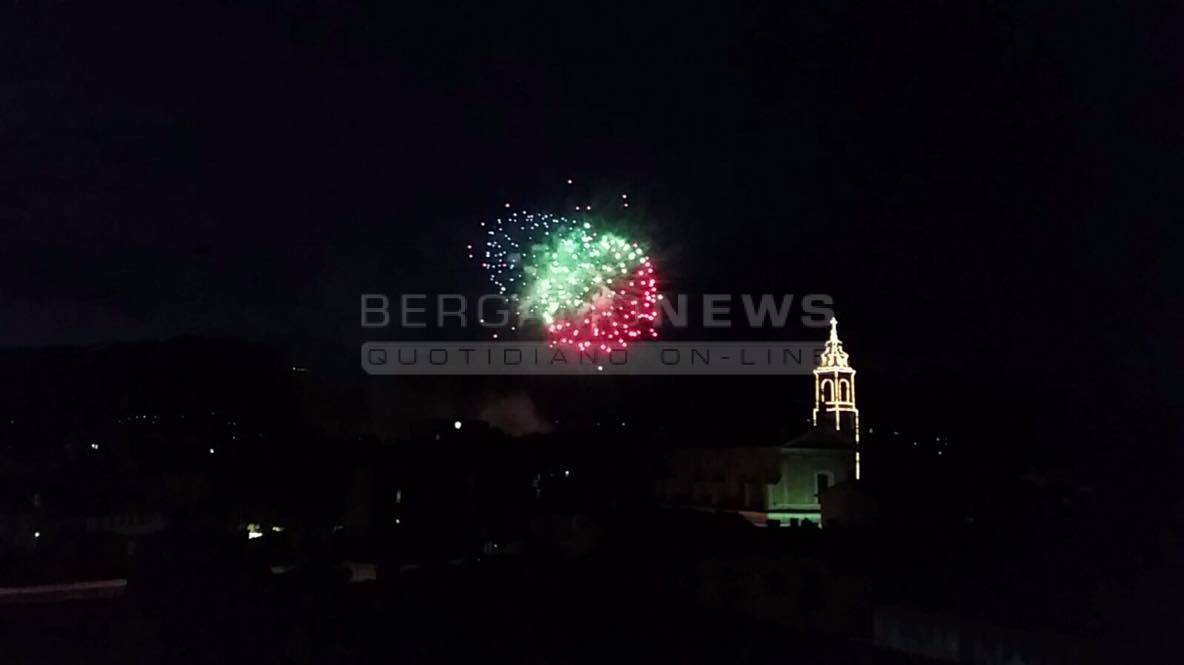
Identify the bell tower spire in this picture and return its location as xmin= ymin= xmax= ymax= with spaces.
xmin=812 ymin=317 xmax=862 ymax=478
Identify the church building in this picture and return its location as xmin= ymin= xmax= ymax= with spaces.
xmin=655 ymin=318 xmax=861 ymax=526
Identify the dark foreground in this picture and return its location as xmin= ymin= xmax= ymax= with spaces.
xmin=0 ymin=559 xmax=928 ymax=665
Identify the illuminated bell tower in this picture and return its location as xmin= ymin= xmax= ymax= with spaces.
xmin=812 ymin=317 xmax=862 ymax=478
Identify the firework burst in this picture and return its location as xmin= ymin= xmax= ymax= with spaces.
xmin=469 ymin=206 xmax=660 ymax=351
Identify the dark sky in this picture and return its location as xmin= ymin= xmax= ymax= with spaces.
xmin=1 ymin=2 xmax=1180 ymax=450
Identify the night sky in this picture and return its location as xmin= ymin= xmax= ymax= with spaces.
xmin=1 ymin=3 xmax=1180 ymax=462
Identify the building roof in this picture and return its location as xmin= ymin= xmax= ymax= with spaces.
xmin=783 ymin=426 xmax=855 ymax=451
